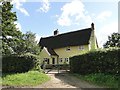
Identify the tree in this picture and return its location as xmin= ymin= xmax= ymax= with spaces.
xmin=1 ymin=1 xmax=22 ymax=54
xmin=103 ymin=33 xmax=120 ymax=48
xmin=1 ymin=1 xmax=41 ymax=55
xmin=23 ymin=31 xmax=41 ymax=55
xmin=13 ymin=31 xmax=41 ymax=55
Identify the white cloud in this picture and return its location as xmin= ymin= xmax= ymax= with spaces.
xmin=12 ymin=0 xmax=29 ymax=16
xmin=57 ymin=0 xmax=92 ymax=26
xmin=96 ymin=22 xmax=118 ymax=47
xmin=14 ymin=22 xmax=22 ymax=31
xmin=37 ymin=0 xmax=50 ymax=13
xmin=96 ymin=11 xmax=112 ymax=22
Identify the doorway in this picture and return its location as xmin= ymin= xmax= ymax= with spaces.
xmin=52 ymin=58 xmax=55 ymax=64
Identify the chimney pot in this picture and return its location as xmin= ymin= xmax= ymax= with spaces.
xmin=54 ymin=29 xmax=59 ymax=35
xmin=91 ymin=23 xmax=94 ymax=30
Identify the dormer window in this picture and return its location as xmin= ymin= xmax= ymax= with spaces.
xmin=79 ymin=46 xmax=84 ymax=50
xmin=66 ymin=46 xmax=70 ymax=51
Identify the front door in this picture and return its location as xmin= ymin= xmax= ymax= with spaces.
xmin=52 ymin=58 xmax=55 ymax=64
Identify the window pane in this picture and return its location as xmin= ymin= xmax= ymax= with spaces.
xmin=79 ymin=46 xmax=84 ymax=50
xmin=65 ymin=58 xmax=69 ymax=62
xmin=47 ymin=59 xmax=49 ymax=64
xmin=66 ymin=46 xmax=70 ymax=51
xmin=59 ymin=58 xmax=62 ymax=62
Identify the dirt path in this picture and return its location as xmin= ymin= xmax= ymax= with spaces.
xmin=34 ymin=72 xmax=102 ymax=88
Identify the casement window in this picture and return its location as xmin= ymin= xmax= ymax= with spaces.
xmin=59 ymin=58 xmax=62 ymax=62
xmin=44 ymin=58 xmax=49 ymax=64
xmin=65 ymin=58 xmax=69 ymax=62
xmin=79 ymin=46 xmax=84 ymax=50
xmin=66 ymin=46 xmax=70 ymax=51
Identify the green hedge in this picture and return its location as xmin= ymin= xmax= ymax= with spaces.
xmin=2 ymin=54 xmax=41 ymax=73
xmin=70 ymin=48 xmax=119 ymax=75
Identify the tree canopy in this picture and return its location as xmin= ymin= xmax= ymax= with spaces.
xmin=1 ymin=1 xmax=41 ymax=55
xmin=1 ymin=1 xmax=22 ymax=54
xmin=103 ymin=33 xmax=120 ymax=48
xmin=13 ymin=31 xmax=41 ymax=55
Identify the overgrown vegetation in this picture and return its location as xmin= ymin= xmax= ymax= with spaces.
xmin=72 ymin=73 xmax=118 ymax=88
xmin=2 ymin=54 xmax=41 ymax=73
xmin=2 ymin=71 xmax=50 ymax=87
xmin=70 ymin=48 xmax=119 ymax=75
xmin=70 ymin=48 xmax=119 ymax=88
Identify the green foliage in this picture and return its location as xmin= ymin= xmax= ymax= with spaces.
xmin=2 ymin=54 xmax=41 ymax=73
xmin=21 ymin=31 xmax=41 ymax=55
xmin=10 ymin=31 xmax=41 ymax=55
xmin=70 ymin=48 xmax=119 ymax=75
xmin=73 ymin=73 xmax=118 ymax=88
xmin=1 ymin=1 xmax=41 ymax=55
xmin=0 ymin=76 xmax=1 ymax=85
xmin=1 ymin=1 xmax=23 ymax=54
xmin=104 ymin=33 xmax=120 ymax=48
xmin=2 ymin=71 xmax=50 ymax=87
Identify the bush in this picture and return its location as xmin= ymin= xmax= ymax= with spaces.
xmin=2 ymin=54 xmax=41 ymax=73
xmin=70 ymin=48 xmax=119 ymax=75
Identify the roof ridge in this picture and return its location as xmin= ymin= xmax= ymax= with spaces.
xmin=39 ymin=28 xmax=92 ymax=49
xmin=42 ymin=28 xmax=91 ymax=39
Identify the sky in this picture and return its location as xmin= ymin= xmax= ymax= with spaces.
xmin=11 ymin=0 xmax=119 ymax=47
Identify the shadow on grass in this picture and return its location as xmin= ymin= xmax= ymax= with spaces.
xmin=2 ymin=73 xmax=20 ymax=78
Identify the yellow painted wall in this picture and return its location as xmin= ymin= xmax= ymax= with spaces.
xmin=40 ymin=48 xmax=51 ymax=64
xmin=54 ymin=45 xmax=89 ymax=64
xmin=40 ymin=45 xmax=90 ymax=65
xmin=40 ymin=48 xmax=58 ymax=65
xmin=55 ymin=45 xmax=89 ymax=57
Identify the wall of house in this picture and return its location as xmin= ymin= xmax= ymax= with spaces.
xmin=40 ymin=48 xmax=58 ymax=65
xmin=89 ymin=30 xmax=98 ymax=50
xmin=40 ymin=45 xmax=90 ymax=65
xmin=40 ymin=32 xmax=98 ymax=65
xmin=54 ymin=45 xmax=89 ymax=64
xmin=40 ymin=48 xmax=51 ymax=63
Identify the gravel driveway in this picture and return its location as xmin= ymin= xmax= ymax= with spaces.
xmin=34 ymin=71 xmax=103 ymax=88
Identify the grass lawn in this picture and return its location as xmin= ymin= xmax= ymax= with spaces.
xmin=72 ymin=73 xmax=118 ymax=88
xmin=2 ymin=71 xmax=50 ymax=87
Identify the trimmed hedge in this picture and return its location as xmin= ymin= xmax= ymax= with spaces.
xmin=70 ymin=48 xmax=119 ymax=75
xmin=2 ymin=54 xmax=41 ymax=73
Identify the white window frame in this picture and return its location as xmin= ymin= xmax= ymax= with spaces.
xmin=66 ymin=46 xmax=70 ymax=51
xmin=59 ymin=58 xmax=62 ymax=62
xmin=65 ymin=58 xmax=69 ymax=62
xmin=44 ymin=58 xmax=49 ymax=64
xmin=79 ymin=46 xmax=84 ymax=50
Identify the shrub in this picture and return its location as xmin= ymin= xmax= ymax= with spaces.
xmin=2 ymin=54 xmax=41 ymax=73
xmin=70 ymin=48 xmax=119 ymax=75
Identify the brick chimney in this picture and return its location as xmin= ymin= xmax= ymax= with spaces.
xmin=54 ymin=29 xmax=59 ymax=35
xmin=91 ymin=23 xmax=94 ymax=30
